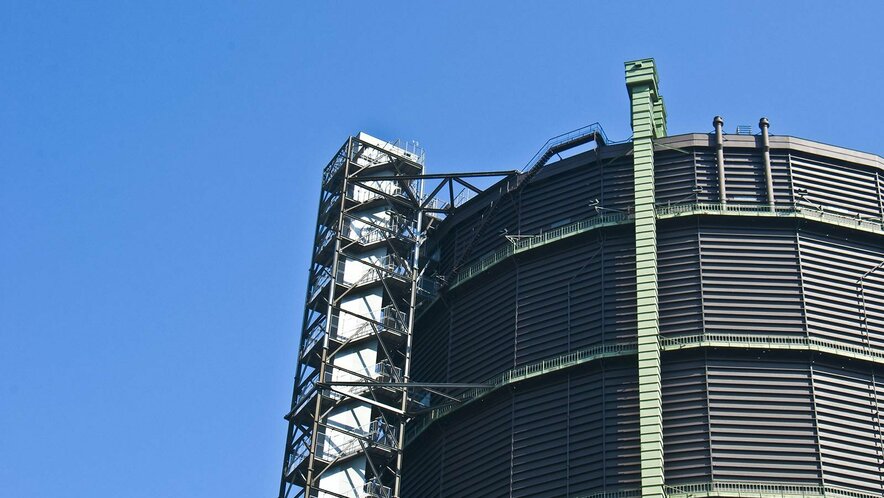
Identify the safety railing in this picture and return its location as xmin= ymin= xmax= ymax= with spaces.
xmin=405 ymin=342 xmax=637 ymax=443
xmin=291 ymin=371 xmax=322 ymax=414
xmin=405 ymin=332 xmax=884 ymax=445
xmin=315 ymin=226 xmax=336 ymax=256
xmin=363 ymin=479 xmax=392 ymax=498
xmin=367 ymin=418 xmax=399 ymax=448
xmin=656 ymin=202 xmax=884 ymax=234
xmin=372 ymin=360 xmax=402 ymax=383
xmin=576 ymin=489 xmax=641 ymax=498
xmin=522 ymin=123 xmax=609 ymax=173
xmin=300 ymin=316 xmax=328 ymax=359
xmin=441 ymin=200 xmax=884 ymax=300
xmin=449 ymin=212 xmax=631 ymax=290
xmin=286 ymin=435 xmax=312 ymax=475
xmin=330 ymin=361 xmax=402 ymax=393
xmin=307 ymin=271 xmax=332 ymax=303
xmin=349 ymin=219 xmax=415 ymax=245
xmin=661 ymin=333 xmax=884 ymax=364
xmin=346 ymin=182 xmax=414 ymax=204
xmin=345 ymin=254 xmax=411 ymax=289
xmin=665 ymin=481 xmax=882 ymax=498
xmin=341 ymin=306 xmax=407 ymax=342
xmin=322 ymin=147 xmax=348 ymax=184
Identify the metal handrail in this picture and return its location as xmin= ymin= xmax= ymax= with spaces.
xmin=343 ymin=306 xmax=407 ymax=341
xmin=522 ymin=123 xmax=609 ymax=173
xmin=322 ymin=147 xmax=348 ymax=184
xmin=656 ymin=202 xmax=884 ymax=233
xmin=450 ymin=212 xmax=631 ymax=290
xmin=662 ymin=333 xmax=884 ymax=364
xmin=299 ymin=316 xmax=328 ymax=358
xmin=345 ymin=254 xmax=411 ymax=288
xmin=665 ymin=480 xmax=881 ymax=498
xmin=307 ymin=271 xmax=332 ymax=303
xmin=347 ymin=182 xmax=414 ymax=204
xmin=432 ymin=200 xmax=884 ymax=301
xmin=405 ymin=331 xmax=884 ymax=446
xmin=349 ymin=219 xmax=415 ymax=245
xmin=363 ymin=479 xmax=392 ymax=498
xmin=405 ymin=342 xmax=637 ymax=443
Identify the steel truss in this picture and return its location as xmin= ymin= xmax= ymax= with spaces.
xmin=279 ymin=132 xmax=514 ymax=498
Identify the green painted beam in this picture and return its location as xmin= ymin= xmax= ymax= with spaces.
xmin=626 ymin=57 xmax=667 ymax=498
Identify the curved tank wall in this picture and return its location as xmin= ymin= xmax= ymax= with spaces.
xmin=403 ymin=134 xmax=884 ymax=497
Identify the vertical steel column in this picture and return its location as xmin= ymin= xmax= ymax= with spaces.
xmin=304 ymin=137 xmax=353 ymax=498
xmin=625 ymin=58 xmax=666 ymax=498
xmin=393 ymin=208 xmax=422 ymax=498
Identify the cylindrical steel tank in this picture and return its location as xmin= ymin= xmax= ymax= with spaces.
xmin=403 ymin=132 xmax=884 ymax=497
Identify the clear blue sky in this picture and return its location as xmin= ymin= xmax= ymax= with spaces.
xmin=1 ymin=2 xmax=881 ymax=497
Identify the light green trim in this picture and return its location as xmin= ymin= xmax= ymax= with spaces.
xmin=656 ymin=202 xmax=884 ymax=235
xmin=572 ymin=481 xmax=882 ymax=498
xmin=626 ymin=57 xmax=667 ymax=498
xmin=662 ymin=333 xmax=884 ymax=366
xmin=450 ymin=212 xmax=631 ymax=290
xmin=665 ymin=481 xmax=880 ymax=498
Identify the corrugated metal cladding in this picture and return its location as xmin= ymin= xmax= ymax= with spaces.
xmin=403 ymin=359 xmax=640 ymax=497
xmin=414 ymin=226 xmax=636 ymax=384
xmin=664 ymin=351 xmax=884 ymax=493
xmin=405 ymin=136 xmax=884 ymax=497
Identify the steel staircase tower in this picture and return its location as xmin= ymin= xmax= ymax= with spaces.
xmin=281 ymin=133 xmax=424 ymax=498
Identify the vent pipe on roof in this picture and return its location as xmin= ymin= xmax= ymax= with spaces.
xmin=759 ymin=117 xmax=775 ymax=208
xmin=714 ymin=116 xmax=726 ymax=203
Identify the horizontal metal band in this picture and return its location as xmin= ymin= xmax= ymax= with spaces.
xmin=405 ymin=333 xmax=884 ymax=446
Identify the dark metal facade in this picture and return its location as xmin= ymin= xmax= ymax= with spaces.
xmin=401 ymin=134 xmax=884 ymax=497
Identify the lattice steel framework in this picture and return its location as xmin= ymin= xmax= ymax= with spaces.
xmin=278 ymin=132 xmax=514 ymax=498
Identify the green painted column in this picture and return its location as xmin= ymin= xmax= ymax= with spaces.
xmin=625 ymin=58 xmax=666 ymax=498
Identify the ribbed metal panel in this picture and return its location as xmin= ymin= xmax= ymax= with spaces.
xmin=724 ymin=149 xmax=766 ymax=203
xmin=516 ymin=240 xmax=598 ymax=364
xmin=512 ymin=374 xmax=569 ymax=497
xmin=522 ymin=229 xmax=636 ymax=355
xmin=658 ymin=223 xmax=702 ymax=338
xmin=567 ymin=365 xmax=609 ymax=494
xmin=812 ymin=363 xmax=884 ymax=493
xmin=798 ymin=230 xmax=884 ymax=350
xmin=520 ymin=161 xmax=600 ymax=233
xmin=769 ymin=150 xmax=794 ymax=203
xmin=595 ymin=362 xmax=641 ymax=491
xmin=706 ymin=355 xmax=822 ymax=483
xmin=563 ymin=236 xmax=606 ymax=350
xmin=449 ymin=263 xmax=516 ymax=383
xmin=601 ymin=154 xmax=636 ymax=214
xmin=662 ymin=355 xmax=711 ymax=483
xmin=791 ymin=153 xmax=881 ymax=218
xmin=699 ymin=223 xmax=806 ymax=336
xmin=601 ymin=230 xmax=638 ymax=345
xmin=694 ymin=148 xmax=721 ymax=202
xmin=403 ymin=361 xmax=641 ymax=497
xmin=402 ymin=427 xmax=443 ymax=498
xmin=412 ymin=301 xmax=451 ymax=383
xmin=654 ymin=150 xmax=698 ymax=205
xmin=442 ymin=392 xmax=513 ymax=497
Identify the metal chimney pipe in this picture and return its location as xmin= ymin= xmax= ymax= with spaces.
xmin=714 ymin=116 xmax=726 ymax=204
xmin=759 ymin=117 xmax=775 ymax=208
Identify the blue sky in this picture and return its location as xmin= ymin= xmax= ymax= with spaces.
xmin=1 ymin=2 xmax=882 ymax=497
